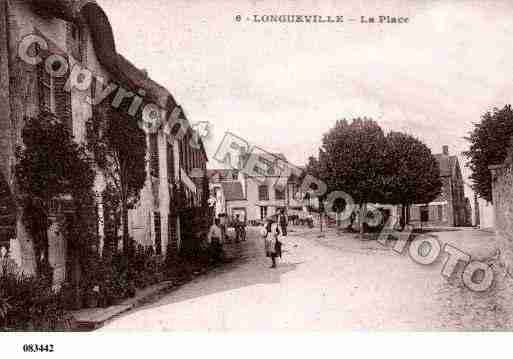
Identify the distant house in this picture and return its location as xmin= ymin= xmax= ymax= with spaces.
xmin=208 ymin=153 xmax=307 ymax=222
xmin=409 ymin=145 xmax=469 ymax=226
xmin=207 ymin=169 xmax=246 ymax=219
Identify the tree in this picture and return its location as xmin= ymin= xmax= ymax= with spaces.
xmin=383 ymin=131 xmax=442 ymax=227
xmin=311 ymin=118 xmax=387 ymax=233
xmin=86 ymin=104 xmax=147 ymax=256
xmin=464 ymin=105 xmax=513 ymax=202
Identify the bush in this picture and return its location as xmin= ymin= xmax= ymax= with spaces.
xmin=164 ymin=237 xmax=212 ymax=282
xmin=96 ymin=244 xmax=159 ymax=306
xmin=131 ymin=244 xmax=161 ymax=289
xmin=0 ymin=270 xmax=72 ymax=331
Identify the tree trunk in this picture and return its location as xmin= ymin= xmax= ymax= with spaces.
xmin=121 ymin=199 xmax=129 ymax=255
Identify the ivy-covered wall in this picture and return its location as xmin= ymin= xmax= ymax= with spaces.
xmin=490 ymin=158 xmax=513 ymax=270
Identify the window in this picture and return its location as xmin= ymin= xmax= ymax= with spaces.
xmin=154 ymin=212 xmax=162 ymax=255
xmin=275 ymin=187 xmax=285 ymax=200
xmin=150 ymin=134 xmax=159 ymax=178
xmin=438 ymin=205 xmax=444 ymax=221
xmin=258 ymin=156 xmax=274 ymax=175
xmin=258 ymin=185 xmax=269 ymax=201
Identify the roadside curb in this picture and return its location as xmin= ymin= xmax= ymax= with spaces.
xmin=72 ymin=281 xmax=175 ymax=331
xmin=71 ymin=260 xmax=239 ymax=331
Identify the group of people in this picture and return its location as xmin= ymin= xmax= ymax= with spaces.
xmin=206 ymin=213 xmax=246 ymax=264
xmin=206 ymin=209 xmax=289 ymax=268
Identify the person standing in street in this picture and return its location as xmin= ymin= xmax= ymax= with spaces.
xmin=219 ymin=213 xmax=228 ymax=243
xmin=207 ymin=218 xmax=223 ymax=264
xmin=234 ymin=214 xmax=243 ymax=242
xmin=264 ymin=219 xmax=281 ymax=268
xmin=278 ymin=209 xmax=288 ymax=236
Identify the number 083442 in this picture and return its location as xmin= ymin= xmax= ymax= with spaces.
xmin=22 ymin=344 xmax=55 ymax=353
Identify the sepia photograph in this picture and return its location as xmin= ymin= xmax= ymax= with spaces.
xmin=1 ymin=0 xmax=513 ymax=355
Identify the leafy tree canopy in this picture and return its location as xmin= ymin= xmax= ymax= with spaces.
xmin=319 ymin=118 xmax=386 ymax=205
xmin=384 ymin=131 xmax=441 ymax=205
xmin=306 ymin=119 xmax=442 ymax=227
xmin=464 ymin=105 xmax=513 ymax=202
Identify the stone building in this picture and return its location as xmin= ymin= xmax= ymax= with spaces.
xmin=409 ymin=145 xmax=469 ymax=226
xmin=0 ymin=0 xmax=208 ymax=284
xmin=208 ymin=153 xmax=306 ymax=223
xmin=207 ymin=169 xmax=247 ymax=221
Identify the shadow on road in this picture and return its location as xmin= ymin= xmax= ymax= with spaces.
xmin=127 ymin=229 xmax=303 ymax=313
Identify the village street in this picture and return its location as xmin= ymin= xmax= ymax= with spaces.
xmin=102 ymin=226 xmax=513 ymax=331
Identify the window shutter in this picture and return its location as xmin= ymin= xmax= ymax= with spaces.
xmin=167 ymin=142 xmax=175 ymax=185
xmin=150 ymin=134 xmax=159 ymax=178
xmin=54 ymin=58 xmax=73 ymax=132
xmin=154 ymin=212 xmax=162 ymax=255
xmin=259 ymin=185 xmax=269 ymax=201
xmin=179 ymin=139 xmax=184 ymax=170
xmin=37 ymin=63 xmax=52 ymax=113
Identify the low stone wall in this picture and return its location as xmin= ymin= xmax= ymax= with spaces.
xmin=490 ymin=162 xmax=513 ymax=268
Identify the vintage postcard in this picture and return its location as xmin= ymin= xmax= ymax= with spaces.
xmin=1 ymin=0 xmax=513 ymax=355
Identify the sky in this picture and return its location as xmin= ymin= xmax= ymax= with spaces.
xmin=97 ymin=0 xmax=513 ymax=175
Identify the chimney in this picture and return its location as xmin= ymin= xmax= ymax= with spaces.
xmin=442 ymin=145 xmax=449 ymax=156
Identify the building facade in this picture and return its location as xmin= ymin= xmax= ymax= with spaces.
xmin=409 ymin=146 xmax=469 ymax=226
xmin=0 ymin=0 xmax=208 ymax=284
xmin=208 ymin=153 xmax=306 ymax=223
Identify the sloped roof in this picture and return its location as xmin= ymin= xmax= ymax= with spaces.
xmin=220 ymin=182 xmax=245 ymax=201
xmin=33 ymin=0 xmax=208 ymax=160
xmin=33 ymin=1 xmax=165 ymax=103
xmin=434 ymin=154 xmax=458 ymax=177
